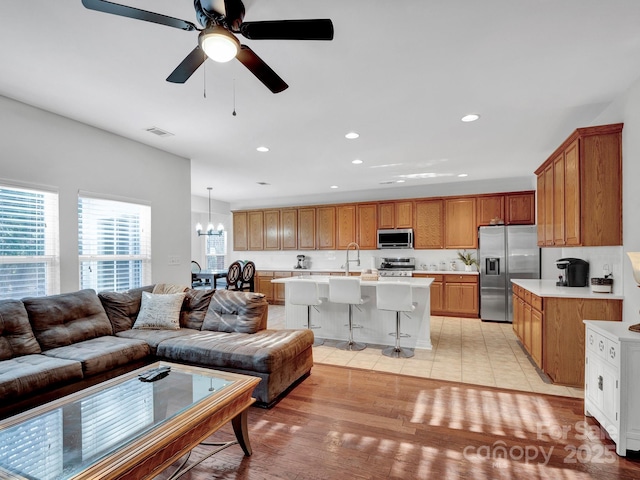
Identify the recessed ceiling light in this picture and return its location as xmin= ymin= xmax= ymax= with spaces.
xmin=256 ymin=146 xmax=269 ymax=152
xmin=330 ymin=185 xmax=339 ymax=189
xmin=458 ymin=173 xmax=468 ymax=177
xmin=345 ymin=132 xmax=359 ymax=139
xmin=352 ymin=159 xmax=363 ymax=165
xmin=461 ymin=114 xmax=480 ymax=122
xmin=396 ymin=180 xmax=406 ymax=183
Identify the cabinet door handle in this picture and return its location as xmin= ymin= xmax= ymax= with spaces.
xmin=599 ymin=340 xmax=605 ymax=351
xmin=609 ymin=347 xmax=616 ymax=360
xmin=589 ymin=335 xmax=594 ymax=345
xmin=598 ymin=375 xmax=603 ymax=391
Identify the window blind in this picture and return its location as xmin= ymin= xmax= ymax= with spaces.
xmin=0 ymin=185 xmax=60 ymax=300
xmin=78 ymin=195 xmax=151 ymax=292
xmin=206 ymin=232 xmax=227 ymax=270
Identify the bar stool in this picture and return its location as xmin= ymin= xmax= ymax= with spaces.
xmin=329 ymin=276 xmax=368 ymax=351
xmin=287 ymin=279 xmax=324 ymax=346
xmin=376 ymin=282 xmax=416 ymax=358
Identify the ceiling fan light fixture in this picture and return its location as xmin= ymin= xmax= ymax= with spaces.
xmin=199 ymin=26 xmax=240 ymax=63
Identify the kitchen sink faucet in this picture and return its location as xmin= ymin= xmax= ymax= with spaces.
xmin=343 ymin=242 xmax=360 ymax=275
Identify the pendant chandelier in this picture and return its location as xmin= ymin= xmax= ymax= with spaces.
xmin=195 ymin=187 xmax=224 ymax=236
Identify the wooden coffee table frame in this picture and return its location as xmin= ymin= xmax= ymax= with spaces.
xmin=0 ymin=362 xmax=260 ymax=480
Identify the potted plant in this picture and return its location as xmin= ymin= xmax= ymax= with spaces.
xmin=457 ymin=250 xmax=478 ymax=272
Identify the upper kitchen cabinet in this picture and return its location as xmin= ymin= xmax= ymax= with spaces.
xmin=378 ymin=201 xmax=413 ymax=229
xmin=336 ymin=204 xmax=356 ymax=249
xmin=505 ymin=192 xmax=535 ymax=225
xmin=232 ymin=211 xmax=248 ymax=251
xmin=535 ymin=123 xmax=622 ymax=247
xmin=298 ymin=208 xmax=316 ymax=250
xmin=477 ymin=195 xmax=504 ymax=226
xmin=477 ymin=192 xmax=535 ymax=227
xmin=414 ymin=199 xmax=444 ymax=249
xmin=316 ymin=206 xmax=336 ymax=250
xmin=263 ymin=209 xmax=280 ymax=250
xmin=280 ymin=208 xmax=298 ymax=250
xmin=247 ymin=211 xmax=264 ymax=250
xmin=357 ymin=203 xmax=378 ymax=249
xmin=445 ymin=197 xmax=477 ymax=248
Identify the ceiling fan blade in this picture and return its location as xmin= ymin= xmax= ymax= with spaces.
xmin=240 ymin=19 xmax=334 ymax=40
xmin=82 ymin=0 xmax=197 ymax=31
xmin=236 ymin=45 xmax=288 ymax=93
xmin=166 ymin=46 xmax=207 ymax=83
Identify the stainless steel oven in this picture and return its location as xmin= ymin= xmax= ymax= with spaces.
xmin=378 ymin=257 xmax=415 ymax=277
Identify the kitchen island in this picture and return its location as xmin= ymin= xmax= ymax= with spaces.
xmin=272 ymin=276 xmax=434 ymax=349
xmin=511 ymin=279 xmax=622 ymax=387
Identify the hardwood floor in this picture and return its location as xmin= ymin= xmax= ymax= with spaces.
xmin=156 ymin=364 xmax=640 ymax=480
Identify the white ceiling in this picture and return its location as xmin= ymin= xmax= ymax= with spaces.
xmin=2 ymin=1 xmax=640 ymax=206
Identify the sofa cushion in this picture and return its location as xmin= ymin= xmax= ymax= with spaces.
xmin=0 ymin=300 xmax=41 ymax=360
xmin=23 ymin=289 xmax=113 ymax=350
xmin=42 ymin=336 xmax=150 ymax=377
xmin=152 ymin=284 xmax=189 ymax=294
xmin=133 ymin=292 xmax=185 ymax=330
xmin=180 ymin=289 xmax=215 ymax=330
xmin=0 ymin=354 xmax=83 ymax=398
xmin=156 ymin=329 xmax=314 ymax=374
xmin=98 ymin=285 xmax=154 ymax=333
xmin=116 ymin=328 xmax=198 ymax=355
xmin=202 ymin=290 xmax=268 ymax=334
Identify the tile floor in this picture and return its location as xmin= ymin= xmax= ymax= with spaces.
xmin=267 ymin=305 xmax=584 ymax=399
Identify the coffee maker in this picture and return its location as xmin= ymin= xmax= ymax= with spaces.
xmin=294 ymin=255 xmax=308 ymax=269
xmin=555 ymin=258 xmax=589 ymax=287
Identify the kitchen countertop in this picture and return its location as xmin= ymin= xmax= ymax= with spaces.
xmin=512 ymin=279 xmax=624 ymax=300
xmin=271 ymin=275 xmax=434 ymax=288
xmin=258 ymin=267 xmax=478 ymax=275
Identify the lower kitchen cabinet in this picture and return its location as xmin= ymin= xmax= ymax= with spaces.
xmin=584 ymin=321 xmax=640 ymax=457
xmin=512 ymin=285 xmax=543 ymax=368
xmin=415 ymin=274 xmax=478 ymax=318
xmin=257 ymin=271 xmax=293 ymax=305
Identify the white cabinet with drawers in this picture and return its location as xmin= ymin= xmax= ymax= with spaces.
xmin=584 ymin=320 xmax=640 ymax=456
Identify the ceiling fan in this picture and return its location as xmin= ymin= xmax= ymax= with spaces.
xmin=81 ymin=0 xmax=334 ymax=93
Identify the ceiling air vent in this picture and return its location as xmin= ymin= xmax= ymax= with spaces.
xmin=145 ymin=127 xmax=174 ymax=138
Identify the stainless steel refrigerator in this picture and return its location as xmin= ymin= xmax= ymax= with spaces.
xmin=479 ymin=225 xmax=540 ymax=322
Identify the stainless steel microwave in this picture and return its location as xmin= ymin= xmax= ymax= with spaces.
xmin=377 ymin=229 xmax=414 ymax=249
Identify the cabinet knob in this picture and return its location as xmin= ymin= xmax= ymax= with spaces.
xmin=589 ymin=334 xmax=594 ymax=345
xmin=599 ymin=340 xmax=605 ymax=351
xmin=609 ymin=347 xmax=616 ymax=360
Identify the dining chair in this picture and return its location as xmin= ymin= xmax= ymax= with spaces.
xmin=226 ymin=261 xmax=242 ymax=290
xmin=239 ymin=261 xmax=256 ymax=292
xmin=191 ymin=261 xmax=204 ymax=288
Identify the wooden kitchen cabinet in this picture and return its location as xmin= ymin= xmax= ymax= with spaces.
xmin=256 ymin=271 xmax=274 ymax=303
xmin=357 ymin=203 xmax=377 ymax=249
xmin=505 ymin=192 xmax=535 ymax=225
xmin=444 ymin=197 xmax=477 ymax=249
xmin=232 ymin=211 xmax=248 ymax=251
xmin=477 ymin=195 xmax=504 ymax=226
xmin=336 ymin=204 xmax=356 ymax=249
xmin=512 ymin=286 xmax=543 ymax=369
xmin=414 ymin=274 xmax=444 ymax=314
xmin=280 ymin=208 xmax=298 ymax=250
xmin=444 ymin=274 xmax=478 ymax=317
xmin=378 ymin=201 xmax=413 ymax=229
xmin=273 ymin=271 xmax=292 ymax=304
xmin=535 ymin=123 xmax=622 ymax=247
xmin=414 ymin=199 xmax=444 ymax=249
xmin=316 ymin=206 xmax=336 ymax=250
xmin=298 ymin=208 xmax=316 ymax=250
xmin=248 ymin=211 xmax=264 ymax=250
xmin=264 ymin=209 xmax=280 ymax=250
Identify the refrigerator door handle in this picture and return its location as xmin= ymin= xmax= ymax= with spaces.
xmin=486 ymin=257 xmax=500 ymax=275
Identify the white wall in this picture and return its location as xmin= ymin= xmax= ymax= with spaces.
xmin=190 ymin=194 xmax=231 ymax=268
xmin=0 ymin=95 xmax=192 ymax=293
xmin=590 ymin=79 xmax=640 ymax=323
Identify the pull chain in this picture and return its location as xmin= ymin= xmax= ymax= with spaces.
xmin=232 ymin=78 xmax=237 ymax=116
xmin=203 ymin=61 xmax=207 ymax=99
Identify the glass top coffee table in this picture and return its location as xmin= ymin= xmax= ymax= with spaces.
xmin=0 ymin=362 xmax=260 ymax=480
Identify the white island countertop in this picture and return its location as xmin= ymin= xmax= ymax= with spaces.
xmin=512 ymin=279 xmax=624 ymax=300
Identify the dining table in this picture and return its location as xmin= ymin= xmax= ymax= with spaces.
xmin=193 ymin=269 xmax=227 ymax=289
